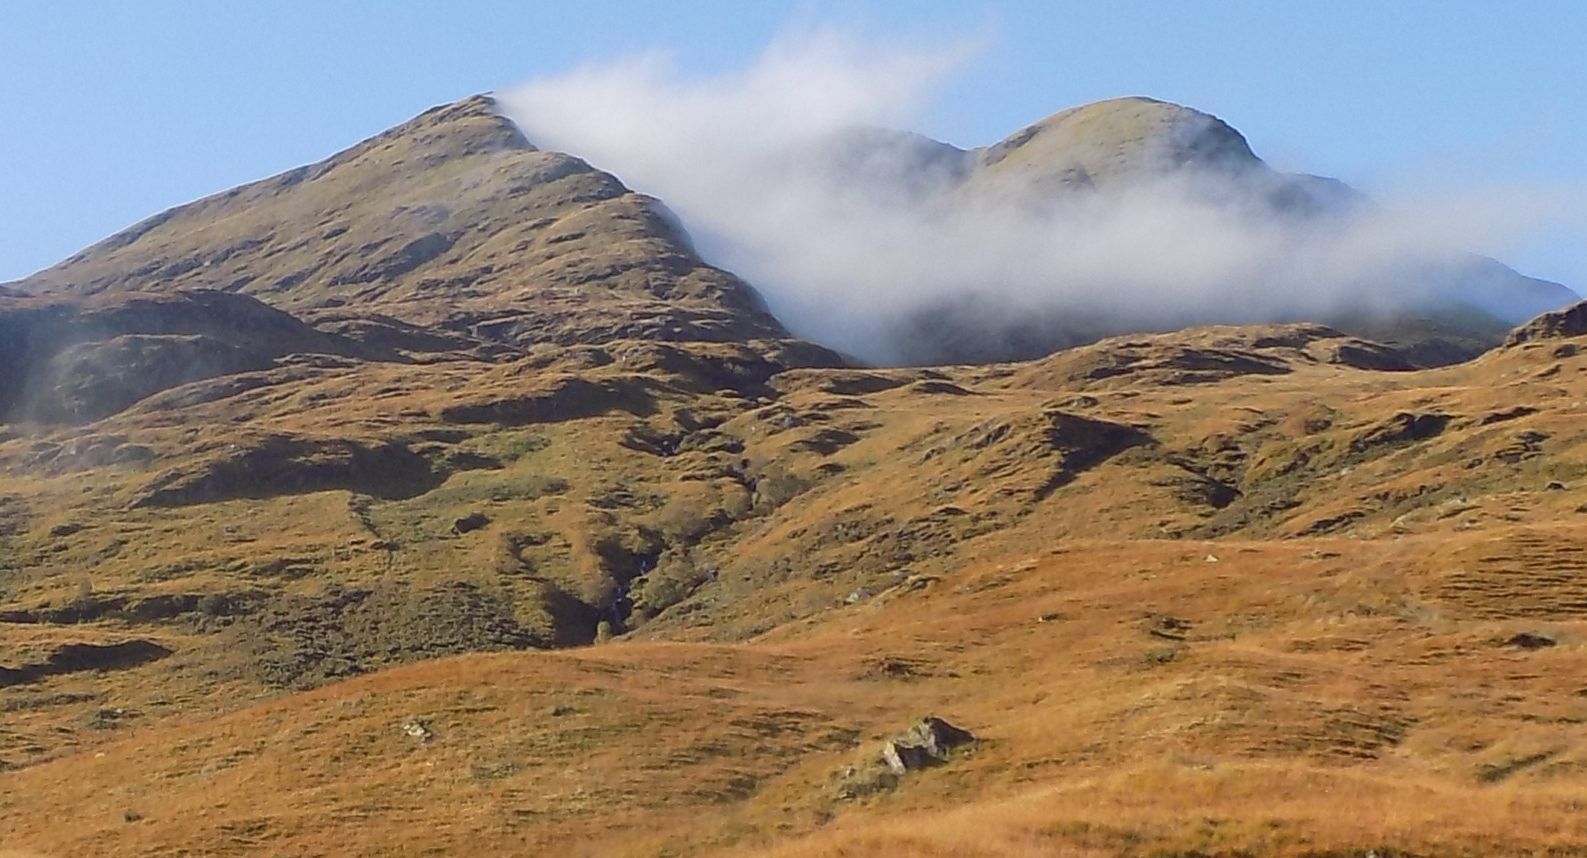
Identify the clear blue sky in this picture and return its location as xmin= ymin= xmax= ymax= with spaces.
xmin=2 ymin=1 xmax=1583 ymax=287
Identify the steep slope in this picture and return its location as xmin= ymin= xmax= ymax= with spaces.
xmin=1 ymin=96 xmax=841 ymax=427
xmin=0 ymin=289 xmax=380 ymax=424
xmin=9 ymin=96 xmax=796 ymax=351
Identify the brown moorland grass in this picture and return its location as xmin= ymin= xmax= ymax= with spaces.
xmin=5 ymin=322 xmax=1587 ymax=854
xmin=7 ymin=530 xmax=1587 ymax=855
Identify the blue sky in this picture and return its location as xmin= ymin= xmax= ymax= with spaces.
xmin=2 ymin=1 xmax=1583 ymax=288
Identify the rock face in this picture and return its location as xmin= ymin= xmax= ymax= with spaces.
xmin=8 ymin=96 xmax=797 ymax=352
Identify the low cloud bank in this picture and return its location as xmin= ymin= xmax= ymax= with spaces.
xmin=499 ymin=30 xmax=1572 ymax=364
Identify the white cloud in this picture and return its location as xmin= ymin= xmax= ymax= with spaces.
xmin=499 ymin=29 xmax=1575 ymax=364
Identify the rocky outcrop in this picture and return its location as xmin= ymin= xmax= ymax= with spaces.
xmin=881 ymin=716 xmax=977 ymax=774
xmin=1505 ymin=300 xmax=1587 ymax=346
xmin=835 ymin=716 xmax=977 ymax=799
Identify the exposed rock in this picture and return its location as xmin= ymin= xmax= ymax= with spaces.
xmin=1505 ymin=300 xmax=1587 ymax=346
xmin=880 ymin=716 xmax=976 ymax=775
xmin=452 ymin=512 xmax=491 ymax=535
xmin=1350 ymin=412 xmax=1450 ymax=453
xmin=834 ymin=716 xmax=976 ymax=801
xmin=1504 ymin=632 xmax=1557 ymax=650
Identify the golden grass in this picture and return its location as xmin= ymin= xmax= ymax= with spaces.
xmin=747 ymin=763 xmax=1587 ymax=857
xmin=6 ymin=327 xmax=1587 ymax=854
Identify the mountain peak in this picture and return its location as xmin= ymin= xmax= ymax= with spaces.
xmin=14 ymin=95 xmax=803 ymax=353
xmin=360 ymin=93 xmax=536 ymax=159
xmin=977 ymin=96 xmax=1259 ymax=187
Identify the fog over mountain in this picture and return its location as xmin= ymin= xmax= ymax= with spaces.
xmin=13 ymin=21 xmax=1587 ymax=858
xmin=499 ymin=32 xmax=1575 ymax=365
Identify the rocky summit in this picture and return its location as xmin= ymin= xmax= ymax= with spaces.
xmin=2 ymin=94 xmax=1586 ymax=857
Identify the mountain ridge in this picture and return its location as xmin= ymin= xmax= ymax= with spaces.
xmin=10 ymin=95 xmax=807 ymax=356
xmin=882 ymin=96 xmax=1574 ymax=363
xmin=5 ymin=91 xmax=1587 ymax=857
xmin=12 ymin=93 xmax=1576 ymax=370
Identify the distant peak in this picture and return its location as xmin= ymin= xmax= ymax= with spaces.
xmin=1028 ymin=95 xmax=1238 ymax=134
xmin=978 ymin=95 xmax=1258 ymax=182
xmin=367 ymin=93 xmax=535 ymax=157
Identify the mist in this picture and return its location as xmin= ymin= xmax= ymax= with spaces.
xmin=498 ymin=31 xmax=1574 ymax=365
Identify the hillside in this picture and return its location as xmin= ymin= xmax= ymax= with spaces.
xmin=3 ymin=94 xmax=1587 ymax=856
xmin=7 ymin=96 xmax=798 ymax=353
xmin=6 ymin=306 xmax=1587 ymax=854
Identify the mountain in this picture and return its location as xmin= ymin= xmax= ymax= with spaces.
xmin=4 ymin=94 xmax=1587 ymax=856
xmin=1 ymin=96 xmax=839 ymax=428
xmin=825 ymin=97 xmax=1577 ymax=364
xmin=9 ymin=96 xmax=803 ymax=353
xmin=12 ymin=95 xmax=1572 ymax=371
xmin=970 ymin=96 xmax=1333 ymax=201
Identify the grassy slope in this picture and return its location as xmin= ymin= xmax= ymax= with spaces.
xmin=8 ymin=97 xmax=790 ymax=350
xmin=4 ymin=323 xmax=1587 ymax=854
